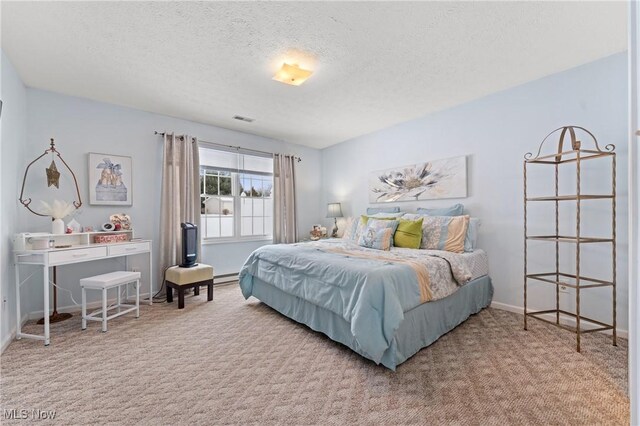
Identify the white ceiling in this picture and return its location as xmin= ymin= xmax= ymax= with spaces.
xmin=1 ymin=1 xmax=627 ymax=149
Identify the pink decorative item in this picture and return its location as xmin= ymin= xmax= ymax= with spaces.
xmin=93 ymin=233 xmax=129 ymax=244
xmin=110 ymin=213 xmax=132 ymax=230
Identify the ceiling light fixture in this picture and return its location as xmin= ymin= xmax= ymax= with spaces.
xmin=272 ymin=63 xmax=313 ymax=86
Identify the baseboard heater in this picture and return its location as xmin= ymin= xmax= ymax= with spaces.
xmin=214 ymin=273 xmax=239 ymax=285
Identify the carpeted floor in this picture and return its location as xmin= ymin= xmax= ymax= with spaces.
xmin=0 ymin=283 xmax=629 ymax=425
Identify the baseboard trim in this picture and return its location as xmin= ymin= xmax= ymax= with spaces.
xmin=214 ymin=273 xmax=238 ymax=285
xmin=490 ymin=301 xmax=628 ymax=339
xmin=1 ymin=327 xmax=15 ymax=354
xmin=24 ymin=292 xmax=152 ymax=321
xmin=1 ymin=314 xmax=29 ymax=355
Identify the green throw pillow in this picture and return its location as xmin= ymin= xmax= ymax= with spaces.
xmin=394 ymin=218 xmax=423 ymax=249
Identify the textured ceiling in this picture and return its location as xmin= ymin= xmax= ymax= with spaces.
xmin=1 ymin=1 xmax=627 ymax=149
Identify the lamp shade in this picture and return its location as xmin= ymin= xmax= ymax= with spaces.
xmin=326 ymin=202 xmax=343 ymax=218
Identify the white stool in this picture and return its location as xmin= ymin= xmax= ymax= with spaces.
xmin=80 ymin=271 xmax=141 ymax=332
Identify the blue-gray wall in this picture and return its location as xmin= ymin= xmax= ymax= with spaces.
xmin=321 ymin=52 xmax=629 ymax=331
xmin=1 ymin=51 xmax=28 ymax=350
xmin=2 ymin=78 xmax=322 ymax=334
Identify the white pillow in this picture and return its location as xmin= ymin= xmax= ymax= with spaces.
xmin=341 ymin=217 xmax=357 ymax=240
xmin=401 ymin=213 xmax=422 ymax=220
xmin=368 ymin=212 xmax=404 ymax=219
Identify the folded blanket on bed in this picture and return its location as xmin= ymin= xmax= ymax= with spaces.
xmin=319 ymin=246 xmax=433 ymax=302
xmin=239 ymin=240 xmax=472 ymax=364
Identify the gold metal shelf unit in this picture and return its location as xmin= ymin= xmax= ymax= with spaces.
xmin=526 ymin=194 xmax=613 ymax=201
xmin=527 ymin=235 xmax=613 ymax=243
xmin=524 ymin=126 xmax=616 ymax=352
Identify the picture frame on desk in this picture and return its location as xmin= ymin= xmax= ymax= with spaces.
xmin=88 ymin=152 xmax=133 ymax=206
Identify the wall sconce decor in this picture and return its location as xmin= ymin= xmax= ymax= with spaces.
xmin=19 ymin=138 xmax=82 ymax=217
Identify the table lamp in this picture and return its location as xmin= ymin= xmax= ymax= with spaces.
xmin=326 ymin=202 xmax=343 ymax=238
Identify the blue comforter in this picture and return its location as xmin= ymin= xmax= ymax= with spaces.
xmin=239 ymin=240 xmax=470 ymax=364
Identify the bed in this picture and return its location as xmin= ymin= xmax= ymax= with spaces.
xmin=239 ymin=239 xmax=493 ymax=370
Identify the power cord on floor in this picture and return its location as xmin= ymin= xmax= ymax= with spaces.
xmin=152 ymin=266 xmax=171 ymax=302
xmin=50 ymin=279 xmax=132 ymax=310
xmin=18 ymin=271 xmax=36 ymax=288
xmin=152 ymin=265 xmax=203 ymax=302
xmin=49 ymin=279 xmax=80 ymax=306
xmin=19 ymin=270 xmax=135 ymax=311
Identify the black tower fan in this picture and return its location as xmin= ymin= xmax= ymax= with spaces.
xmin=180 ymin=222 xmax=198 ymax=268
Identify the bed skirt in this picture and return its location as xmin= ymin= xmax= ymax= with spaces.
xmin=249 ymin=275 xmax=493 ymax=370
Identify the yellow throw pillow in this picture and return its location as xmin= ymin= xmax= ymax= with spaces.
xmin=394 ymin=218 xmax=423 ymax=249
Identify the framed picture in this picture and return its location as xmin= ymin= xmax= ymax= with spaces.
xmin=368 ymin=156 xmax=467 ymax=203
xmin=88 ymin=153 xmax=133 ymax=206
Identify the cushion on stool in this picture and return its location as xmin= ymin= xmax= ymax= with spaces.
xmin=166 ymin=264 xmax=214 ymax=285
xmin=80 ymin=271 xmax=141 ymax=289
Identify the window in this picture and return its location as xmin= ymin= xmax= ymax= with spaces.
xmin=200 ymin=169 xmax=234 ymax=238
xmin=199 ymin=146 xmax=273 ymax=241
xmin=239 ymin=173 xmax=273 ymax=237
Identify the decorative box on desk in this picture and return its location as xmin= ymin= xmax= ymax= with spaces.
xmin=93 ymin=233 xmax=129 ymax=244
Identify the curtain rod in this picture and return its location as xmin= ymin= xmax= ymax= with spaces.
xmin=154 ymin=131 xmax=302 ymax=162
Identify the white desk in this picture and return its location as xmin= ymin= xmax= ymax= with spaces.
xmin=14 ymin=239 xmax=152 ymax=346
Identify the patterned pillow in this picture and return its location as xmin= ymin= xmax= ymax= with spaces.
xmin=366 ymin=218 xmax=399 ymax=234
xmin=346 ymin=216 xmax=399 ymax=242
xmin=404 ymin=213 xmax=477 ymax=252
xmin=341 ymin=217 xmax=358 ymax=240
xmin=420 ymin=215 xmax=470 ymax=253
xmin=342 ymin=216 xmax=371 ymax=241
xmin=351 ymin=216 xmax=369 ymax=241
xmin=357 ymin=226 xmax=394 ymax=251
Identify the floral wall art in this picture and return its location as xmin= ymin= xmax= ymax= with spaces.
xmin=88 ymin=153 xmax=132 ymax=205
xmin=368 ymin=156 xmax=467 ymax=203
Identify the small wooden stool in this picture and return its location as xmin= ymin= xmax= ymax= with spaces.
xmin=165 ymin=264 xmax=214 ymax=309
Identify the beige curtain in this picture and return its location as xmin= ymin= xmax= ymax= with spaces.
xmin=273 ymin=154 xmax=297 ymax=244
xmin=159 ymin=133 xmax=201 ymax=293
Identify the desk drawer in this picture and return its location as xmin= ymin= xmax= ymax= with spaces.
xmin=108 ymin=242 xmax=150 ymax=256
xmin=49 ymin=247 xmax=107 ymax=265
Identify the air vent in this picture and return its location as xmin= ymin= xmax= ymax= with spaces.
xmin=232 ymin=115 xmax=255 ymax=123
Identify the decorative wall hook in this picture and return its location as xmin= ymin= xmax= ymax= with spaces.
xmin=19 ymin=138 xmax=82 ymax=216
